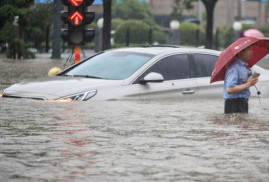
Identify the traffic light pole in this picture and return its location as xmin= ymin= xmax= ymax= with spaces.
xmin=61 ymin=0 xmax=95 ymax=66
xmin=74 ymin=46 xmax=81 ymax=64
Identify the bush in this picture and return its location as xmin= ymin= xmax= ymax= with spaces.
xmin=6 ymin=38 xmax=35 ymax=59
xmin=152 ymin=30 xmax=168 ymax=44
xmin=179 ymin=22 xmax=205 ymax=46
xmin=217 ymin=24 xmax=257 ymax=49
xmin=259 ymin=25 xmax=269 ymax=37
xmin=112 ymin=19 xmax=124 ymax=30
xmin=241 ymin=24 xmax=255 ymax=31
xmin=218 ymin=26 xmax=233 ymax=49
xmin=114 ymin=19 xmax=151 ymax=44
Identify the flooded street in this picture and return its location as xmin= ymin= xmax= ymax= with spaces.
xmin=1 ymin=56 xmax=269 ymax=181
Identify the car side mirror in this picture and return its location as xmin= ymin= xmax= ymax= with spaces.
xmin=139 ymin=72 xmax=164 ymax=84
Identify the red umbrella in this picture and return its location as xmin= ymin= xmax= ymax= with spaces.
xmin=210 ymin=36 xmax=269 ymax=83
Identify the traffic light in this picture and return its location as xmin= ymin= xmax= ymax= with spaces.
xmin=61 ymin=0 xmax=95 ymax=45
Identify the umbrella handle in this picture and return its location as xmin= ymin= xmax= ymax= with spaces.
xmin=254 ymin=85 xmax=261 ymax=104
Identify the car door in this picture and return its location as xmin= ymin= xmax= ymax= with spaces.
xmin=189 ymin=53 xmax=223 ymax=98
xmin=133 ymin=54 xmax=198 ymax=99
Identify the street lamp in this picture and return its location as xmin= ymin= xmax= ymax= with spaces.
xmin=97 ymin=18 xmax=104 ymax=29
xmin=170 ymin=20 xmax=180 ymax=45
xmin=232 ymin=21 xmax=242 ymax=41
xmin=95 ymin=18 xmax=103 ymax=52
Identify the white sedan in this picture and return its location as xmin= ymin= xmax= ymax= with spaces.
xmin=2 ymin=47 xmax=269 ymax=101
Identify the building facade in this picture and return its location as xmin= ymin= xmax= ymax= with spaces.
xmin=147 ymin=0 xmax=267 ymax=28
xmin=91 ymin=0 xmax=268 ymax=28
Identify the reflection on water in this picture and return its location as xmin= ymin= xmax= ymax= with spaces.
xmin=1 ymin=58 xmax=269 ymax=181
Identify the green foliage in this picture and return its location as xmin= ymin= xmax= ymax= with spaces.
xmin=112 ymin=19 xmax=124 ymax=30
xmin=217 ymin=23 xmax=267 ymax=49
xmin=112 ymin=0 xmax=156 ymax=27
xmin=217 ymin=25 xmax=233 ymax=48
xmin=171 ymin=0 xmax=197 ymax=20
xmin=6 ymin=38 xmax=35 ymax=59
xmin=179 ymin=22 xmax=205 ymax=46
xmin=152 ymin=30 xmax=168 ymax=44
xmin=0 ymin=0 xmax=36 ymax=58
xmin=112 ymin=0 xmax=167 ymax=45
xmin=0 ymin=0 xmax=56 ymax=58
xmin=259 ymin=25 xmax=269 ymax=37
xmin=113 ymin=0 xmax=152 ymax=20
xmin=114 ymin=20 xmax=151 ymax=44
xmin=241 ymin=24 xmax=255 ymax=31
xmin=28 ymin=3 xmax=53 ymax=30
xmin=25 ymin=3 xmax=53 ymax=51
xmin=114 ymin=19 xmax=168 ymax=45
xmin=0 ymin=5 xmax=17 ymax=44
xmin=0 ymin=4 xmax=16 ymax=24
xmin=89 ymin=22 xmax=97 ymax=30
xmin=0 ymin=22 xmax=14 ymax=43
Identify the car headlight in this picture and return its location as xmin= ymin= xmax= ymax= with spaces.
xmin=55 ymin=90 xmax=97 ymax=102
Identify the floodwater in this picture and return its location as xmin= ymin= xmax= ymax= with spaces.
xmin=1 ymin=56 xmax=269 ymax=182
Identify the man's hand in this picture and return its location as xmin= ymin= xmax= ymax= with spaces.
xmin=247 ymin=74 xmax=260 ymax=87
xmin=226 ymin=75 xmax=260 ymax=94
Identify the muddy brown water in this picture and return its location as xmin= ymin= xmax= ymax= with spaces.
xmin=1 ymin=57 xmax=269 ymax=182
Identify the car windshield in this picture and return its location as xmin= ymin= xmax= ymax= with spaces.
xmin=64 ymin=51 xmax=154 ymax=80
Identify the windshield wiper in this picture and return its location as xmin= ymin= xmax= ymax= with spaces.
xmin=62 ymin=74 xmax=72 ymax=77
xmin=72 ymin=75 xmax=102 ymax=79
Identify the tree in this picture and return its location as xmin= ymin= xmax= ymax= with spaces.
xmin=201 ymin=0 xmax=218 ymax=49
xmin=0 ymin=0 xmax=35 ymax=58
xmin=51 ymin=0 xmax=61 ymax=59
xmin=172 ymin=0 xmax=218 ymax=49
xmin=112 ymin=0 xmax=155 ymax=26
xmin=0 ymin=0 xmax=34 ymax=45
xmin=27 ymin=3 xmax=53 ymax=52
xmin=171 ymin=0 xmax=197 ymax=20
xmin=103 ymin=0 xmax=112 ymax=50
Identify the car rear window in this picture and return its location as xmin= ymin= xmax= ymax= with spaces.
xmin=190 ymin=54 xmax=218 ymax=78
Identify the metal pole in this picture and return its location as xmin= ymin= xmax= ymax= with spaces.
xmin=74 ymin=46 xmax=81 ymax=64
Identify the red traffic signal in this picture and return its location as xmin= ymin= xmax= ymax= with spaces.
xmin=69 ymin=0 xmax=83 ymax=7
xmin=62 ymin=0 xmax=94 ymax=7
xmin=69 ymin=11 xmax=83 ymax=25
xmin=61 ymin=0 xmax=95 ymax=45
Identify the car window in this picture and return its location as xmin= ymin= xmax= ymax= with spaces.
xmin=134 ymin=54 xmax=189 ymax=83
xmin=63 ymin=51 xmax=154 ymax=80
xmin=190 ymin=54 xmax=218 ymax=78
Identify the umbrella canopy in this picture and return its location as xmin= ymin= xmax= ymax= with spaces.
xmin=210 ymin=36 xmax=269 ymax=83
xmin=244 ymin=29 xmax=264 ymax=38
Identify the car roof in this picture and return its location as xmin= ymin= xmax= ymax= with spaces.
xmin=108 ymin=46 xmax=221 ymax=56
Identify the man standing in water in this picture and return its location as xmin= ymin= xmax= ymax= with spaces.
xmin=223 ymin=46 xmax=260 ymax=114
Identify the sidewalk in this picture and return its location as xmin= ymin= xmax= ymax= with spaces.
xmin=0 ymin=49 xmax=96 ymax=62
xmin=35 ymin=49 xmax=96 ymax=62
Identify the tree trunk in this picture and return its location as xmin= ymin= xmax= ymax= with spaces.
xmin=46 ymin=25 xmax=50 ymax=53
xmin=102 ymin=0 xmax=112 ymax=50
xmin=201 ymin=0 xmax=218 ymax=49
xmin=52 ymin=0 xmax=61 ymax=59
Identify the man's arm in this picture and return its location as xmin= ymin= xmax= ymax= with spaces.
xmin=226 ymin=76 xmax=259 ymax=94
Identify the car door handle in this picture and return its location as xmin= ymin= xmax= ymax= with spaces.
xmin=182 ymin=89 xmax=195 ymax=95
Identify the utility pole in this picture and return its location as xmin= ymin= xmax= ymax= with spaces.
xmin=198 ymin=0 xmax=203 ymax=27
xmin=227 ymin=0 xmax=233 ymax=26
xmin=52 ymin=0 xmax=62 ymax=59
xmin=237 ymin=0 xmax=242 ymax=20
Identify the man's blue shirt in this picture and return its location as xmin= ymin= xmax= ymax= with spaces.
xmin=223 ymin=58 xmax=251 ymax=99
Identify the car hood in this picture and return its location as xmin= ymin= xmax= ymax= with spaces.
xmin=3 ymin=76 xmax=123 ymax=100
